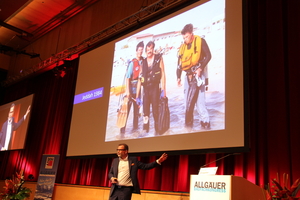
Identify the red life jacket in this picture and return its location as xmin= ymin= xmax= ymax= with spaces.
xmin=131 ymin=58 xmax=141 ymax=80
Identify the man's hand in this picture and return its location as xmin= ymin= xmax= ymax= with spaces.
xmin=136 ymin=98 xmax=142 ymax=107
xmin=160 ymin=90 xmax=166 ymax=98
xmin=195 ymin=66 xmax=202 ymax=78
xmin=25 ymin=105 xmax=31 ymax=118
xmin=177 ymin=78 xmax=182 ymax=87
xmin=158 ymin=153 xmax=168 ymax=164
xmin=111 ymin=177 xmax=118 ymax=184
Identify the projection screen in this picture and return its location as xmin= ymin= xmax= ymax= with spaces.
xmin=67 ymin=0 xmax=248 ymax=157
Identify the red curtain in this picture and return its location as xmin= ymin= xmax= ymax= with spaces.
xmin=0 ymin=0 xmax=300 ymax=194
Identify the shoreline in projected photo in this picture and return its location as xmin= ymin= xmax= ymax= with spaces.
xmin=105 ymin=0 xmax=225 ymax=142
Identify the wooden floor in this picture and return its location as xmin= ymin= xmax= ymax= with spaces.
xmin=0 ymin=181 xmax=189 ymax=200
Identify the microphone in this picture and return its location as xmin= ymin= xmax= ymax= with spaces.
xmin=200 ymin=153 xmax=241 ymax=168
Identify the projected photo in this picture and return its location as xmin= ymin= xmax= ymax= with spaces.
xmin=0 ymin=94 xmax=33 ymax=151
xmin=105 ymin=0 xmax=225 ymax=141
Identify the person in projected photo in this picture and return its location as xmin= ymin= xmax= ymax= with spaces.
xmin=108 ymin=143 xmax=168 ymax=200
xmin=177 ymin=23 xmax=211 ymax=129
xmin=120 ymin=41 xmax=144 ymax=134
xmin=0 ymin=103 xmax=31 ymax=151
xmin=136 ymin=41 xmax=166 ymax=135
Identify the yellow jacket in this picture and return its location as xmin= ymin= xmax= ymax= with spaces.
xmin=178 ymin=35 xmax=202 ymax=71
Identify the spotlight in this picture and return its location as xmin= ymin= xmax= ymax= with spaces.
xmin=52 ymin=67 xmax=59 ymax=76
xmin=60 ymin=70 xmax=66 ymax=78
xmin=53 ymin=68 xmax=66 ymax=78
xmin=28 ymin=174 xmax=34 ymax=180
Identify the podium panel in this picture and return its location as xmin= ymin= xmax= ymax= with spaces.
xmin=190 ymin=175 xmax=266 ymax=200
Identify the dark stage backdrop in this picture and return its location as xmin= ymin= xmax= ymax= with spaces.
xmin=0 ymin=0 xmax=300 ymax=193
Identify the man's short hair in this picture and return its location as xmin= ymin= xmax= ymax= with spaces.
xmin=118 ymin=143 xmax=129 ymax=151
xmin=145 ymin=41 xmax=155 ymax=52
xmin=136 ymin=41 xmax=144 ymax=51
xmin=181 ymin=23 xmax=194 ymax=35
xmin=10 ymin=103 xmax=15 ymax=108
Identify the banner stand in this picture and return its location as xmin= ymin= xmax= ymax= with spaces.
xmin=34 ymin=154 xmax=60 ymax=200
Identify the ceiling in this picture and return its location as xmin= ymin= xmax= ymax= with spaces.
xmin=0 ymin=0 xmax=189 ymax=85
xmin=0 ymin=0 xmax=98 ymax=55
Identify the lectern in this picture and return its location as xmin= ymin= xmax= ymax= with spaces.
xmin=190 ymin=175 xmax=266 ymax=200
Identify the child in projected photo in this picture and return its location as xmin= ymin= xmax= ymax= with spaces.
xmin=0 ymin=103 xmax=31 ymax=151
xmin=118 ymin=41 xmax=145 ymax=135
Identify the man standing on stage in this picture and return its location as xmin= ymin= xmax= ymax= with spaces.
xmin=108 ymin=143 xmax=168 ymax=200
xmin=137 ymin=41 xmax=166 ymax=135
xmin=177 ymin=23 xmax=211 ymax=129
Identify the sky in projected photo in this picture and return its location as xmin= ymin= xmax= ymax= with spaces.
xmin=106 ymin=0 xmax=225 ymax=142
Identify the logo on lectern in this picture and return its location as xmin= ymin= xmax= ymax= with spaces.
xmin=194 ymin=181 xmax=226 ymax=193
